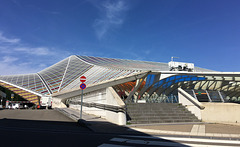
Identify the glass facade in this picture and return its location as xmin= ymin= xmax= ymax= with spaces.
xmin=113 ymin=74 xmax=240 ymax=103
xmin=0 ymin=74 xmax=49 ymax=95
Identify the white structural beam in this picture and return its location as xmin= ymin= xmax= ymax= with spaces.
xmin=52 ymin=71 xmax=151 ymax=102
xmin=158 ymin=71 xmax=240 ymax=77
xmin=58 ymin=56 xmax=71 ymax=92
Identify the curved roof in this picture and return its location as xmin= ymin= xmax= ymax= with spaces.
xmin=78 ymin=56 xmax=213 ymax=72
xmin=0 ymin=55 xmax=214 ymax=102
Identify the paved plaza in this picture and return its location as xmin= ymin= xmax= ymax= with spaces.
xmin=58 ymin=108 xmax=240 ymax=139
xmin=1 ymin=108 xmax=240 ymax=146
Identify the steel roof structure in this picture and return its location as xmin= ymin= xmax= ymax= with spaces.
xmin=1 ymin=55 xmax=239 ymax=105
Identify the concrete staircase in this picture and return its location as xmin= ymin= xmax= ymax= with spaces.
xmin=126 ymin=103 xmax=200 ymax=124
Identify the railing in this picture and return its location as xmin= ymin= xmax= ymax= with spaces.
xmin=178 ymin=88 xmax=205 ymax=110
xmin=69 ymin=100 xmax=126 ymax=113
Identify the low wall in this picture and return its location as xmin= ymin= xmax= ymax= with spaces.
xmin=82 ymin=88 xmax=107 ymax=117
xmin=69 ymin=87 xmax=126 ymax=125
xmin=201 ymin=103 xmax=240 ymax=124
xmin=178 ymin=88 xmax=204 ymax=119
xmin=178 ymin=88 xmax=240 ymax=124
xmin=52 ymin=98 xmax=67 ymax=108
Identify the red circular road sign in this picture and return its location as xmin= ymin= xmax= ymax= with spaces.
xmin=80 ymin=83 xmax=86 ymax=90
xmin=80 ymin=76 xmax=86 ymax=83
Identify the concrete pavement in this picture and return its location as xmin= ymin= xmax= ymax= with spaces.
xmin=129 ymin=123 xmax=240 ymax=138
xmin=0 ymin=109 xmax=73 ymax=122
xmin=56 ymin=108 xmax=240 ymax=139
xmin=1 ymin=108 xmax=239 ymax=146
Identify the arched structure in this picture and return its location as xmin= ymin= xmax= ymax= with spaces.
xmin=0 ymin=55 xmax=239 ymax=107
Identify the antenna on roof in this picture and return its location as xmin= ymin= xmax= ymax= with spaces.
xmin=171 ymin=56 xmax=179 ymax=62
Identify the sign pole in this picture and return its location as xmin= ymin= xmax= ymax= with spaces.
xmin=80 ymin=88 xmax=83 ymax=119
xmin=79 ymin=76 xmax=86 ymax=120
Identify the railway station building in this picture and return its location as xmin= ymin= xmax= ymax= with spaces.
xmin=0 ymin=55 xmax=239 ymax=125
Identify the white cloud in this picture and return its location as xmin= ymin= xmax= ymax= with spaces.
xmin=2 ymin=56 xmax=18 ymax=63
xmin=0 ymin=32 xmax=71 ymax=75
xmin=0 ymin=61 xmax=41 ymax=75
xmin=0 ymin=33 xmax=53 ymax=56
xmin=39 ymin=63 xmax=47 ymax=68
xmin=0 ymin=32 xmax=20 ymax=44
xmin=14 ymin=47 xmax=52 ymax=56
xmin=0 ymin=56 xmax=39 ymax=75
xmin=143 ymin=50 xmax=151 ymax=55
xmin=93 ymin=0 xmax=128 ymax=39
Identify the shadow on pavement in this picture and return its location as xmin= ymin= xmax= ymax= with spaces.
xmin=0 ymin=113 xmax=190 ymax=147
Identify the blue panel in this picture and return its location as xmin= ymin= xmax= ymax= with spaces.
xmin=198 ymin=77 xmax=206 ymax=80
xmin=162 ymin=83 xmax=167 ymax=88
xmin=191 ymin=77 xmax=198 ymax=81
xmin=166 ymin=78 xmax=169 ymax=82
xmin=167 ymin=82 xmax=173 ymax=88
xmin=179 ymin=78 xmax=185 ymax=82
xmin=145 ymin=74 xmax=156 ymax=87
xmin=170 ymin=76 xmax=175 ymax=81
xmin=154 ymin=80 xmax=163 ymax=88
xmin=184 ymin=77 xmax=191 ymax=81
xmin=175 ymin=75 xmax=182 ymax=79
xmin=150 ymin=75 xmax=156 ymax=84
xmin=162 ymin=81 xmax=172 ymax=88
xmin=150 ymin=75 xmax=207 ymax=91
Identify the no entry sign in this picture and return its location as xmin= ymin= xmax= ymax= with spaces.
xmin=80 ymin=76 xmax=86 ymax=83
xmin=80 ymin=83 xmax=86 ymax=90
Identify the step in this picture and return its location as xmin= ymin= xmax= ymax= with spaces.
xmin=127 ymin=111 xmax=193 ymax=115
xmin=127 ymin=112 xmax=196 ymax=117
xmin=127 ymin=113 xmax=196 ymax=117
xmin=129 ymin=115 xmax=197 ymax=119
xmin=130 ymin=119 xmax=200 ymax=124
xmin=126 ymin=103 xmax=201 ymax=124
xmin=127 ymin=105 xmax=184 ymax=108
xmin=129 ymin=116 xmax=198 ymax=121
xmin=127 ymin=104 xmax=186 ymax=108
xmin=127 ymin=105 xmax=184 ymax=109
xmin=127 ymin=107 xmax=188 ymax=111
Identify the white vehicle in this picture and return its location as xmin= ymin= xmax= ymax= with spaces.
xmin=9 ymin=103 xmax=22 ymax=109
xmin=12 ymin=104 xmax=18 ymax=109
xmin=40 ymin=96 xmax=52 ymax=109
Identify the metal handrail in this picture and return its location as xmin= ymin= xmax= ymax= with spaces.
xmin=69 ymin=100 xmax=126 ymax=113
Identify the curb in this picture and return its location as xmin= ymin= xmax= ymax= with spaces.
xmin=129 ymin=127 xmax=240 ymax=140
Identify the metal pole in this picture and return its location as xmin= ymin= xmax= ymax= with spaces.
xmin=80 ymin=89 xmax=83 ymax=119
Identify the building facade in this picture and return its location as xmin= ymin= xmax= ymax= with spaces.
xmin=0 ymin=55 xmax=240 ymax=124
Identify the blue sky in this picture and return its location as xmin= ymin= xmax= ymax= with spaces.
xmin=0 ymin=0 xmax=240 ymax=75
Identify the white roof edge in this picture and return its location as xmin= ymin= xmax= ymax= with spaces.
xmin=38 ymin=56 xmax=70 ymax=73
xmin=75 ymin=55 xmax=95 ymax=66
xmin=155 ymin=71 xmax=240 ymax=75
xmin=0 ymin=79 xmax=43 ymax=97
xmin=52 ymin=70 xmax=150 ymax=97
